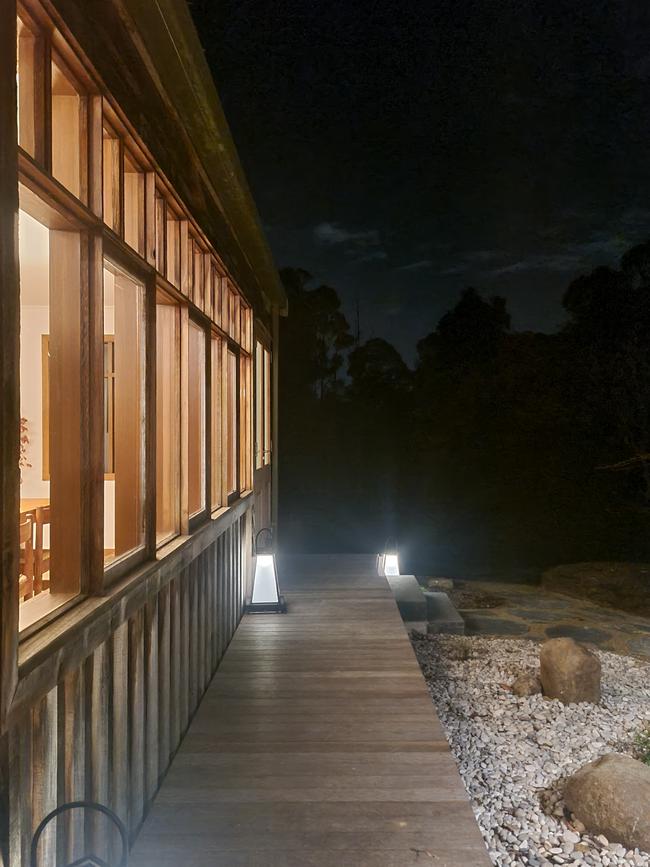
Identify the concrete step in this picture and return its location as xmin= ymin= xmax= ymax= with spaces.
xmin=385 ymin=574 xmax=427 ymax=623
xmin=424 ymin=591 xmax=466 ymax=635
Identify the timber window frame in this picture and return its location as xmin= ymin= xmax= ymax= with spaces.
xmin=155 ymin=288 xmax=182 ymax=547
xmin=9 ymin=1 xmax=258 ymax=644
xmin=255 ymin=338 xmax=273 ymax=470
xmin=187 ymin=313 xmax=210 ymax=530
xmin=225 ymin=342 xmax=241 ymax=505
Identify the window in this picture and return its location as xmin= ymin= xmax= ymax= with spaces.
xmin=255 ymin=341 xmax=272 ymax=469
xmin=255 ymin=342 xmax=264 ymax=470
xmin=156 ymin=294 xmax=181 ymax=544
xmin=16 ymin=16 xmax=38 ymax=158
xmin=188 ymin=319 xmax=207 ymax=518
xmin=240 ymin=354 xmax=252 ymax=491
xmin=241 ymin=304 xmax=252 ymax=353
xmin=229 ymin=290 xmax=240 ymax=343
xmin=166 ymin=204 xmax=181 ymax=288
xmin=103 ymin=261 xmax=146 ymax=567
xmin=211 ymin=335 xmax=224 ymax=510
xmin=103 ymin=338 xmax=115 ymax=474
xmin=42 ymin=335 xmax=114 ymax=478
xmin=102 ymin=125 xmax=121 ymax=232
xmin=226 ymin=347 xmax=239 ymax=499
xmin=51 ymin=57 xmax=85 ymax=199
xmin=12 ymin=6 xmax=267 ymax=634
xmin=124 ymin=151 xmax=144 ymax=255
xmin=18 ymin=199 xmax=82 ymax=628
xmin=155 ymin=191 xmax=166 ymax=275
xmin=213 ymin=273 xmax=224 ymax=330
xmin=264 ymin=348 xmax=272 ymax=465
xmin=191 ymin=237 xmax=204 ymax=309
xmin=202 ymin=253 xmax=211 ymax=317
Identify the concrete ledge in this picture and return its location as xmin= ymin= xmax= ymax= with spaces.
xmin=424 ymin=591 xmax=466 ymax=635
xmin=386 ymin=574 xmax=427 ymax=623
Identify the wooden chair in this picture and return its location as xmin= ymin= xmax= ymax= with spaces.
xmin=19 ymin=515 xmax=35 ymax=601
xmin=34 ymin=505 xmax=51 ymax=595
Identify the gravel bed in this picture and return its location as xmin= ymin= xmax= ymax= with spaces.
xmin=411 ymin=633 xmax=650 ymax=867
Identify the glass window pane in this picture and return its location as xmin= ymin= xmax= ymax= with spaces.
xmin=192 ymin=240 xmax=203 ymax=308
xmin=103 ymin=262 xmax=145 ymax=566
xmin=103 ymin=126 xmax=120 ymax=232
xmin=211 ymin=337 xmax=223 ymax=510
xmin=51 ymin=59 xmax=85 ymax=199
xmin=226 ymin=348 xmax=238 ymax=496
xmin=156 ymin=298 xmax=180 ymax=544
xmin=255 ymin=342 xmax=263 ymax=470
xmin=264 ymin=349 xmax=272 ymax=465
xmin=19 ymin=203 xmax=82 ymax=628
xmin=155 ymin=193 xmax=166 ymax=275
xmin=124 ymin=151 xmax=144 ymax=254
xmin=17 ymin=17 xmax=37 ymax=157
xmin=166 ymin=208 xmax=180 ymax=288
xmin=240 ymin=355 xmax=252 ymax=491
xmin=188 ymin=320 xmax=206 ymax=517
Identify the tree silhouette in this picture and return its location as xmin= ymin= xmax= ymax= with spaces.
xmin=278 ymin=246 xmax=650 ymax=572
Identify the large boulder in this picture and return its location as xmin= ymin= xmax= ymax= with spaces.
xmin=539 ymin=637 xmax=601 ymax=704
xmin=564 ymin=753 xmax=650 ymax=852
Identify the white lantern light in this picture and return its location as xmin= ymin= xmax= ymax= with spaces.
xmin=384 ymin=553 xmax=400 ymax=576
xmin=247 ymin=529 xmax=286 ymax=613
xmin=379 ymin=540 xmax=400 ymax=576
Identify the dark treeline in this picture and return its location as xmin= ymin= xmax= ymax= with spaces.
xmin=278 ymin=242 xmax=650 ymax=578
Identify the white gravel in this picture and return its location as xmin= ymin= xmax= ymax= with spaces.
xmin=411 ymin=634 xmax=650 ymax=867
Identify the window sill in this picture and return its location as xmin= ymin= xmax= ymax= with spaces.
xmin=211 ymin=490 xmax=252 ymax=522
xmin=17 ymin=493 xmax=255 ymax=674
xmin=156 ymin=533 xmax=189 ymax=561
xmin=19 ymin=591 xmax=79 ymax=637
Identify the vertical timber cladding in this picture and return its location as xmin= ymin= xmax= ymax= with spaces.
xmin=7 ymin=506 xmax=252 ymax=866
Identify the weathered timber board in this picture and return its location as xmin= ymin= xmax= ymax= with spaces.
xmin=130 ymin=555 xmax=491 ymax=867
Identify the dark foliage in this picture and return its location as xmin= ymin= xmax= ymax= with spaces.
xmin=278 ymin=249 xmax=650 ymax=578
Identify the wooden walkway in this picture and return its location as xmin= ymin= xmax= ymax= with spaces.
xmin=130 ymin=554 xmax=491 ymax=866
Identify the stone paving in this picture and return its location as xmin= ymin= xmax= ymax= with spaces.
xmin=438 ymin=580 xmax=650 ymax=660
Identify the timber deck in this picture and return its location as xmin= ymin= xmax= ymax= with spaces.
xmin=129 ymin=554 xmax=491 ymax=866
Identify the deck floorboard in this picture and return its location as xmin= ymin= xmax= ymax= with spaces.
xmin=130 ymin=555 xmax=490 ymax=867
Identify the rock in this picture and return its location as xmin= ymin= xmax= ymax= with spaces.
xmin=541 ymin=562 xmax=650 ymax=619
xmin=411 ymin=633 xmax=650 ymax=866
xmin=564 ymin=753 xmax=650 ymax=853
xmin=424 ymin=576 xmax=454 ymax=591
xmin=539 ymin=637 xmax=601 ymax=704
xmin=512 ymin=671 xmax=543 ymax=697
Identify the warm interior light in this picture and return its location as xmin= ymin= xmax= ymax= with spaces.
xmin=251 ymin=554 xmax=279 ymax=605
xmin=384 ymin=553 xmax=400 ymax=576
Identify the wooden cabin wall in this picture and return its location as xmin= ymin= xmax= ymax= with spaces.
xmin=5 ymin=507 xmax=250 ymax=867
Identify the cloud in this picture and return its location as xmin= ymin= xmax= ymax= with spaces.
xmin=463 ymin=249 xmax=503 ymax=263
xmin=488 ymin=230 xmax=639 ymax=277
xmin=313 ymin=222 xmax=380 ymax=247
xmin=395 ymin=259 xmax=433 ymax=272
xmin=355 ymin=250 xmax=388 ymax=263
xmin=437 ymin=249 xmax=504 ymax=276
xmin=490 ymin=253 xmax=583 ymax=275
xmin=439 ymin=263 xmax=470 ymax=275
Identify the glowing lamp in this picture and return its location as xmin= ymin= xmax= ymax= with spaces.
xmin=384 ymin=553 xmax=400 ymax=576
xmin=247 ymin=528 xmax=286 ymax=613
xmin=379 ymin=540 xmax=400 ymax=577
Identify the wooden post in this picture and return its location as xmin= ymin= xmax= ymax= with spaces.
xmin=0 ymin=0 xmax=19 ymax=730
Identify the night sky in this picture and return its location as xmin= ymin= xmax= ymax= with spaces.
xmin=191 ymin=0 xmax=650 ymax=362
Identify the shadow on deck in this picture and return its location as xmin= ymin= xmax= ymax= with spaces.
xmin=129 ymin=554 xmax=490 ymax=866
